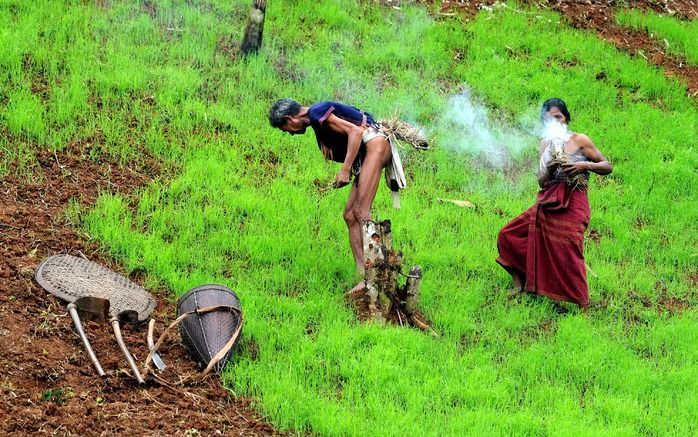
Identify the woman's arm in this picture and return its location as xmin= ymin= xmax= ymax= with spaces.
xmin=537 ymin=140 xmax=555 ymax=188
xmin=561 ymin=134 xmax=613 ymax=177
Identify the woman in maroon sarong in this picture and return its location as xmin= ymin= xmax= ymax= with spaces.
xmin=496 ymin=98 xmax=613 ymax=308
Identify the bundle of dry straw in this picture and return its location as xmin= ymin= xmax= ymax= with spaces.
xmin=379 ymin=118 xmax=429 ymax=150
xmin=548 ymin=146 xmax=588 ymax=189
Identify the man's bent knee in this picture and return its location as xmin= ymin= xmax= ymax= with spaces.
xmin=343 ymin=208 xmax=357 ymax=224
xmin=351 ymin=205 xmax=370 ymax=224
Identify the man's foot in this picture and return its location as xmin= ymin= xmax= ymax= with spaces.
xmin=346 ymin=279 xmax=367 ymax=295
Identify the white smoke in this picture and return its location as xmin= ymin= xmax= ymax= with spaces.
xmin=437 ymin=87 xmax=530 ymax=168
xmin=540 ymin=118 xmax=571 ymax=143
xmin=536 ymin=118 xmax=571 ymax=175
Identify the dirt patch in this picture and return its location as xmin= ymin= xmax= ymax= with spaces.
xmin=0 ymin=146 xmax=281 ymax=435
xmin=436 ymin=0 xmax=500 ymax=18
xmin=370 ymin=0 xmax=501 ymax=20
xmin=627 ymin=0 xmax=697 ymax=19
xmin=530 ymin=0 xmax=698 ymax=97
xmin=688 ymin=271 xmax=698 ymax=288
xmin=624 ymin=284 xmax=692 ymax=316
xmin=432 ymin=0 xmax=698 ymax=96
xmin=587 ymin=229 xmax=602 ymax=243
xmin=346 ymin=284 xmax=436 ymax=333
xmin=216 ymin=35 xmax=240 ymax=60
xmin=142 ymin=0 xmax=158 ymax=19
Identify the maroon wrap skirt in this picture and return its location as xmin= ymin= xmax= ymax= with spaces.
xmin=496 ymin=183 xmax=590 ymax=307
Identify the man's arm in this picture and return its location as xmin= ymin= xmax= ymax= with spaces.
xmin=322 ymin=113 xmax=364 ymax=187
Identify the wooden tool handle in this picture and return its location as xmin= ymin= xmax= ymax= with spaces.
xmin=111 ymin=319 xmax=145 ymax=384
xmin=67 ymin=303 xmax=105 ymax=377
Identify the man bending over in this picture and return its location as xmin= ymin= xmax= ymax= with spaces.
xmin=269 ymin=99 xmax=394 ymax=291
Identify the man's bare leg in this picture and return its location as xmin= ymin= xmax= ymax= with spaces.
xmin=344 ymin=185 xmax=363 ymax=274
xmin=344 ymin=137 xmax=391 ymax=292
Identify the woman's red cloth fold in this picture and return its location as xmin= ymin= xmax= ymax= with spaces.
xmin=496 ymin=183 xmax=590 ymax=307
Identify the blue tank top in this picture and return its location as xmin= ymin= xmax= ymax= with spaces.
xmin=308 ymin=101 xmax=376 ymax=163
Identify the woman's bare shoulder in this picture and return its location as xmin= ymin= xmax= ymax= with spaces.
xmin=569 ymin=132 xmax=594 ymax=148
xmin=570 ymin=132 xmax=592 ymax=142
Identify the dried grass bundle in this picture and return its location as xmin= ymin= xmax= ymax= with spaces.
xmin=548 ymin=146 xmax=588 ymax=189
xmin=379 ymin=118 xmax=429 ymax=150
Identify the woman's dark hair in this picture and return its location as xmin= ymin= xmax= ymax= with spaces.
xmin=541 ymin=98 xmax=571 ymax=123
xmin=269 ymin=98 xmax=301 ymax=127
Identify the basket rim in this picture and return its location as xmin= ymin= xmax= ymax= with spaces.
xmin=176 ymin=283 xmax=241 ymax=313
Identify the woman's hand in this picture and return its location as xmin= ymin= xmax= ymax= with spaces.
xmin=538 ymin=159 xmax=559 ymax=188
xmin=545 ymin=160 xmax=560 ymax=173
xmin=561 ymin=161 xmax=589 ymax=176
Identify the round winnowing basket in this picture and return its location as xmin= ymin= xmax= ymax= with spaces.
xmin=35 ymin=254 xmax=156 ymax=322
xmin=176 ymin=284 xmax=242 ymax=374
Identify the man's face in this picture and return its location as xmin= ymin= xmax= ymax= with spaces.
xmin=279 ymin=115 xmax=306 ymax=135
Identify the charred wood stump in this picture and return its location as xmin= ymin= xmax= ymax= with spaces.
xmin=240 ymin=0 xmax=266 ymax=56
xmin=347 ymin=220 xmax=436 ymax=335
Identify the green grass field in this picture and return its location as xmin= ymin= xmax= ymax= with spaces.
xmin=616 ymin=8 xmax=698 ymax=64
xmin=3 ymin=0 xmax=698 ymax=435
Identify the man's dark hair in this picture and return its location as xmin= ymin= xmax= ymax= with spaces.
xmin=269 ymin=98 xmax=301 ymax=127
xmin=541 ymin=98 xmax=571 ymax=123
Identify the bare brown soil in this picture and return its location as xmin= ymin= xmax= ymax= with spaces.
xmin=531 ymin=0 xmax=698 ymax=96
xmin=2 ymin=2 xmax=695 ymax=435
xmin=436 ymin=0 xmax=498 ymax=18
xmin=0 ymin=146 xmax=281 ymax=436
xmin=346 ymin=285 xmax=436 ymax=334
xmin=433 ymin=1 xmax=698 ymax=96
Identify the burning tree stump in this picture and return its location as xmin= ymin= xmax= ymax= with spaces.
xmin=348 ymin=220 xmax=436 ymax=334
xmin=240 ymin=0 xmax=266 ymax=56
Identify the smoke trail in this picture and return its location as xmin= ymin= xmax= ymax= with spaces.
xmin=536 ymin=117 xmax=572 ymax=175
xmin=436 ymin=87 xmax=532 ymax=168
xmin=539 ymin=117 xmax=571 ymax=144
